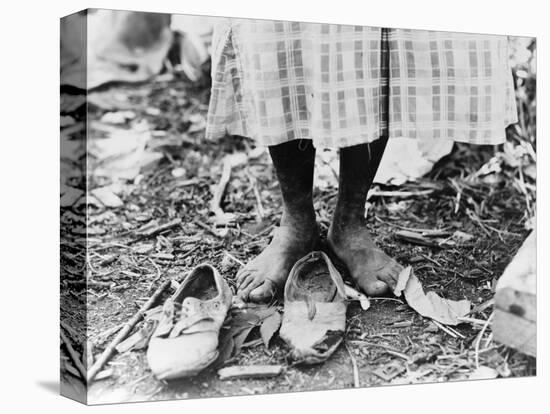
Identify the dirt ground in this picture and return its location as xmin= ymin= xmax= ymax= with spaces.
xmin=60 ymin=72 xmax=536 ymax=404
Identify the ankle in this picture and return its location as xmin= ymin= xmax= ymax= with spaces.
xmin=331 ymin=205 xmax=366 ymax=234
xmin=280 ymin=209 xmax=317 ymax=234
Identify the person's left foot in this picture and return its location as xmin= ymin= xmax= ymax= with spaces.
xmin=327 ymin=222 xmax=403 ymax=296
xmin=236 ymin=215 xmax=319 ymax=302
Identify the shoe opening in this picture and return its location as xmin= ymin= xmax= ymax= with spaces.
xmin=185 ymin=265 xmax=219 ymax=301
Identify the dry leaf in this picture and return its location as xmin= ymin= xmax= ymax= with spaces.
xmin=91 ymin=187 xmax=123 ymax=208
xmin=60 ymin=187 xmax=84 ymax=207
xmin=100 ymin=110 xmax=136 ymax=124
xmin=233 ymin=326 xmax=255 ymax=355
xmin=259 ymin=311 xmax=282 ymax=348
xmin=393 ymin=266 xmax=412 ymax=297
xmin=469 ymin=366 xmax=499 ymax=380
xmin=403 ymin=269 xmax=470 ymax=325
xmin=216 ymin=329 xmax=235 ymax=364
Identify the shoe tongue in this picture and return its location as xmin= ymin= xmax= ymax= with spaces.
xmin=306 ymin=296 xmax=317 ymax=320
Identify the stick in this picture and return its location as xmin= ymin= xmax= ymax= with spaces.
xmin=94 ymin=322 xmax=125 ymax=345
xmin=193 ymin=219 xmax=223 ymax=238
xmin=177 ymin=244 xmax=200 ymax=260
xmin=210 ymin=156 xmax=232 ymax=219
xmin=367 ymin=189 xmax=434 ymax=200
xmin=60 ymin=329 xmax=87 ymax=380
xmin=431 ymin=320 xmax=458 ymax=338
xmin=345 ymin=342 xmax=360 ymax=388
xmin=218 ymin=365 xmax=283 ymax=380
xmin=146 ymin=258 xmax=162 ymax=291
xmin=131 ymin=218 xmax=182 ymax=243
xmin=87 ymin=279 xmax=171 ymax=383
xmin=474 ymin=312 xmax=494 ymax=369
xmin=224 ymin=251 xmax=245 ymax=267
xmin=246 ymin=170 xmax=265 ymax=219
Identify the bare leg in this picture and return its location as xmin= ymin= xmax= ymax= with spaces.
xmin=237 ymin=140 xmax=319 ymax=302
xmin=327 ymin=139 xmax=403 ymax=295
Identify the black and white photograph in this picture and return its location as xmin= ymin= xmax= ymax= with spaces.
xmin=59 ymin=7 xmax=536 ymax=405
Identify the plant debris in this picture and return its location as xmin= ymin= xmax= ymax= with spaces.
xmin=218 ymin=365 xmax=284 ymax=380
xmin=394 ymin=266 xmax=471 ymax=325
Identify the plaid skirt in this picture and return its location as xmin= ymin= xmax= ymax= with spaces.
xmin=206 ymin=19 xmax=518 ymax=148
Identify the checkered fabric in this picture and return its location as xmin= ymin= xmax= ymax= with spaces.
xmin=206 ymin=18 xmax=518 ymax=148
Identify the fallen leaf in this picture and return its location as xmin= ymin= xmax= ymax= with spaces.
xmin=393 ymin=266 xmax=412 ymax=297
xmin=403 ymin=269 xmax=470 ymax=325
xmin=60 ymin=187 xmax=84 ymax=207
xmin=171 ymin=167 xmax=187 ymax=178
xmin=60 ymin=115 xmax=76 ymax=127
xmin=100 ymin=110 xmax=136 ymax=124
xmin=91 ymin=187 xmax=123 ymax=208
xmin=259 ymin=311 xmax=282 ymax=348
xmin=233 ymin=325 xmax=255 ymax=355
xmin=216 ymin=329 xmax=235 ymax=364
xmin=246 ymin=304 xmax=277 ymax=321
xmin=469 ymin=366 xmax=499 ymax=380
xmin=151 ymin=253 xmax=174 ymax=260
xmin=452 ymin=230 xmax=474 ymax=243
xmin=133 ymin=244 xmax=154 ymax=255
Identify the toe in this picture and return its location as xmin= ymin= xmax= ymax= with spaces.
xmin=361 ymin=279 xmax=390 ymax=296
xmin=236 ymin=267 xmax=256 ymax=287
xmin=237 ymin=272 xmax=255 ymax=291
xmin=236 ymin=269 xmax=245 ymax=284
xmin=238 ymin=278 xmax=263 ymax=302
xmin=379 ymin=264 xmax=402 ymax=290
xmin=248 ymin=280 xmax=277 ymax=303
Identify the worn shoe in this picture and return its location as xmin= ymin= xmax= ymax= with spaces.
xmin=279 ymin=251 xmax=347 ymax=364
xmin=146 ymin=263 xmax=232 ymax=380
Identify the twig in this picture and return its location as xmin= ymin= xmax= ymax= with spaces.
xmin=147 ymin=258 xmax=162 ymax=291
xmin=210 ymin=156 xmax=233 ymax=220
xmin=368 ymin=297 xmax=405 ymax=304
xmin=367 ymin=189 xmax=434 ymax=200
xmin=345 ymin=342 xmax=360 ymax=388
xmin=193 ymin=219 xmax=223 ymax=238
xmin=437 ymin=344 xmax=499 ymax=361
xmin=177 ymin=244 xmax=200 ymax=260
xmin=131 ymin=218 xmax=182 ymax=243
xmin=246 ymin=169 xmax=266 ymax=220
xmin=466 ymin=209 xmax=492 ymax=237
xmin=60 ymin=329 xmax=87 ymax=380
xmin=431 ymin=319 xmax=462 ymax=338
xmin=87 ymin=279 xmax=171 ymax=383
xmin=224 ymin=251 xmax=245 ymax=267
xmin=420 ymin=254 xmax=443 ymax=267
xmin=456 ymin=316 xmax=488 ymax=326
xmin=94 ymin=323 xmax=125 ymax=345
xmin=348 ymin=340 xmax=410 ymax=362
xmin=474 ymin=312 xmax=494 ymax=369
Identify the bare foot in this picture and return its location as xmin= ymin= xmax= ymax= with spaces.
xmin=236 ymin=220 xmax=318 ymax=302
xmin=327 ymin=224 xmax=402 ymax=296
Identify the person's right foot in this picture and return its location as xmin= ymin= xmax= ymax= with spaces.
xmin=236 ymin=216 xmax=318 ymax=303
xmin=327 ymin=222 xmax=402 ymax=296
